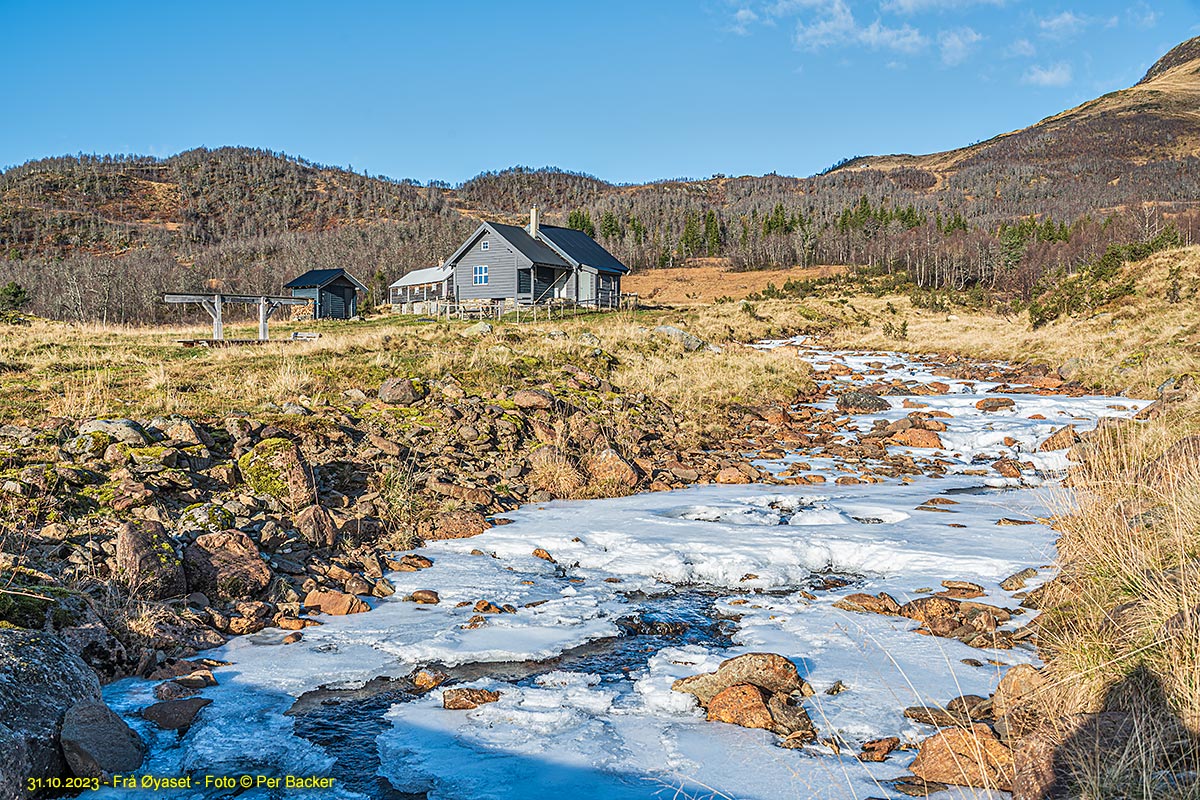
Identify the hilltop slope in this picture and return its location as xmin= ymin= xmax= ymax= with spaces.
xmin=836 ymin=36 xmax=1200 ymax=183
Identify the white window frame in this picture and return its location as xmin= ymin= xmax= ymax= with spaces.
xmin=473 ymin=265 xmax=489 ymax=285
xmin=480 ymin=241 xmax=490 ymax=251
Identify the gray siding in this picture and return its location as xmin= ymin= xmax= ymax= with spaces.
xmin=578 ymin=269 xmax=596 ymax=303
xmin=453 ymin=232 xmax=525 ymax=301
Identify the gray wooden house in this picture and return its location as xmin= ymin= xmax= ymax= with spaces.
xmin=443 ymin=208 xmax=628 ymax=308
xmin=285 ymin=268 xmax=367 ymax=319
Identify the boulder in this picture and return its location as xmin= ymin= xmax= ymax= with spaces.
xmin=673 ymin=652 xmax=812 ymax=706
xmin=378 ymin=377 xmax=425 ymax=406
xmin=293 ymin=504 xmax=337 ymax=549
xmin=836 ymin=391 xmax=890 ymax=414
xmin=1000 ymin=568 xmax=1038 ymax=592
xmin=237 ymin=437 xmax=315 ymax=510
xmin=59 ymin=700 xmax=145 ymax=777
xmin=992 ymin=663 xmax=1046 ymax=718
xmin=584 ymin=448 xmax=640 ymax=489
xmin=512 ymin=389 xmax=554 ymax=410
xmin=833 ymin=592 xmax=901 ymax=615
xmin=115 ymin=520 xmax=186 ymax=600
xmin=706 ymin=684 xmax=775 ymax=730
xmin=899 ymin=595 xmax=960 ymax=623
xmin=63 ymin=432 xmax=110 ymax=459
xmin=891 ymin=428 xmax=943 ymax=449
xmin=976 ymin=397 xmax=1016 ymax=413
xmin=652 ymin=325 xmax=706 ymax=352
xmin=461 ymin=321 xmax=493 ymax=337
xmin=427 ymin=509 xmax=492 ymax=540
xmin=178 ymin=503 xmax=236 ymax=533
xmin=442 ymin=687 xmax=501 ymax=709
xmin=909 ymin=723 xmax=1013 ymax=791
xmin=79 ymin=418 xmax=148 ymax=446
xmin=1037 ymin=425 xmax=1079 ymax=452
xmin=0 ymin=630 xmax=101 ymax=796
xmin=859 ymin=736 xmax=901 ymax=762
xmin=183 ymin=531 xmax=273 ymax=602
xmin=140 ymin=697 xmax=212 ymax=731
xmin=409 ymin=590 xmax=440 ymax=605
xmin=715 ymin=466 xmax=751 ymax=484
xmin=304 ymin=589 xmax=369 ymax=616
xmin=993 ymin=458 xmax=1023 ymax=478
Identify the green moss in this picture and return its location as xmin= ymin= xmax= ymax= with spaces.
xmin=180 ymin=502 xmax=235 ymax=532
xmin=0 ymin=583 xmax=82 ymax=630
xmin=237 ymin=438 xmax=293 ymax=500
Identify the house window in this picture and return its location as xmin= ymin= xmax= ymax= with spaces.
xmin=481 ymin=241 xmax=490 ymax=251
xmin=473 ymin=265 xmax=489 ymax=285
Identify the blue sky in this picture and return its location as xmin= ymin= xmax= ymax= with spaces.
xmin=1 ymin=0 xmax=1197 ymax=184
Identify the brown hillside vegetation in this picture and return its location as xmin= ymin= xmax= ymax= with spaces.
xmin=839 ymin=35 xmax=1200 ymax=178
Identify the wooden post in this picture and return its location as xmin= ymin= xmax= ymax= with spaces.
xmin=212 ymin=294 xmax=224 ymax=340
xmin=258 ymin=297 xmax=269 ymax=340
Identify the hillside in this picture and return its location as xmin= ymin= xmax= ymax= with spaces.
xmin=1 ymin=37 xmax=1198 ymax=323
xmin=836 ymin=36 xmax=1200 ymax=192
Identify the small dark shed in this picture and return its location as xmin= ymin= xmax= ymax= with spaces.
xmin=284 ymin=269 xmax=368 ymax=320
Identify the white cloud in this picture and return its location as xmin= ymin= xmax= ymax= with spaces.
xmin=790 ymin=0 xmax=930 ymax=53
xmin=1022 ymin=61 xmax=1073 ymax=87
xmin=794 ymin=0 xmax=858 ymax=49
xmin=881 ymin=0 xmax=1004 ymax=13
xmin=1038 ymin=10 xmax=1087 ymax=38
xmin=730 ymin=7 xmax=760 ymax=35
xmin=859 ymin=19 xmax=928 ymax=52
xmin=1005 ymin=37 xmax=1036 ymax=57
xmin=938 ymin=26 xmax=982 ymax=65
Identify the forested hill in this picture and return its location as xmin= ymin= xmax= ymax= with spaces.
xmin=2 ymin=36 xmax=1199 ymax=323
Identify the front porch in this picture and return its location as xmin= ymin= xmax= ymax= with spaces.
xmin=518 ymin=265 xmax=575 ymax=305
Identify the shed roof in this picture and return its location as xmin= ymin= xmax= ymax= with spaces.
xmin=489 ymin=222 xmax=570 ymax=268
xmin=536 ymin=225 xmax=629 ymax=274
xmin=390 ymin=265 xmax=452 ymax=288
xmin=284 ymin=268 xmax=368 ymax=291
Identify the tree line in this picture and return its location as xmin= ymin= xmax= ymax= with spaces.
xmin=1 ymin=145 xmax=1198 ymax=323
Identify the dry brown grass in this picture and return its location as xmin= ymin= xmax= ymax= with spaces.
xmin=1023 ymin=397 xmax=1200 ymax=797
xmin=624 ymin=262 xmax=846 ymax=304
xmin=809 ymin=246 xmax=1200 ymax=398
xmin=0 ymin=305 xmax=817 ymax=453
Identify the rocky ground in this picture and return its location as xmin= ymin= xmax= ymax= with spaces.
xmin=0 ymin=330 xmax=1181 ymax=799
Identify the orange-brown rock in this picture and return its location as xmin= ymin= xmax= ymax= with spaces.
xmin=833 ymin=592 xmax=902 ymax=615
xmin=890 ymin=428 xmax=944 ymax=449
xmin=304 ymin=588 xmax=369 ymax=616
xmin=706 ymin=684 xmax=775 ymax=730
xmin=715 ymin=466 xmax=751 ymax=484
xmin=442 ymin=687 xmax=501 ymax=710
xmin=900 ymin=595 xmax=960 ymax=623
xmin=993 ymin=458 xmax=1023 ymax=478
xmin=672 ymin=652 xmax=812 ymax=706
xmin=1037 ymin=425 xmax=1079 ymax=452
xmin=976 ymin=397 xmax=1016 ymax=412
xmin=910 ymin=723 xmax=1013 ymax=790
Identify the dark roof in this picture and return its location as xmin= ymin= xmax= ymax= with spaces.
xmin=537 ymin=225 xmax=629 ymax=274
xmin=488 ymin=223 xmax=570 ymax=268
xmin=284 ymin=268 xmax=367 ymax=290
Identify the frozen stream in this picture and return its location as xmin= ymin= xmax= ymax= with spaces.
xmin=98 ymin=346 xmax=1149 ymax=799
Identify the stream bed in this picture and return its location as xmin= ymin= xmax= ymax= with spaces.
xmin=96 ymin=345 xmax=1149 ymax=799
